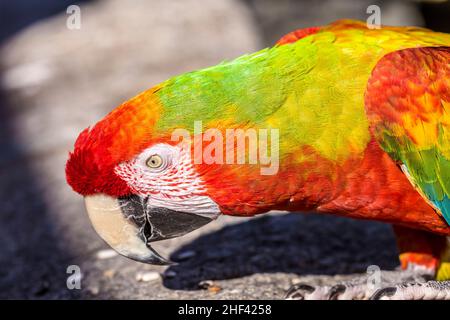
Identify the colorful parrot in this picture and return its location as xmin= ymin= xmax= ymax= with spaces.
xmin=66 ymin=20 xmax=450 ymax=300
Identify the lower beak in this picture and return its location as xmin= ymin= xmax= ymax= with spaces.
xmin=84 ymin=194 xmax=215 ymax=265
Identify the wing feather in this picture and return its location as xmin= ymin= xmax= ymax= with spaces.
xmin=365 ymin=46 xmax=450 ymax=225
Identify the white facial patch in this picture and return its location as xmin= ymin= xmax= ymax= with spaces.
xmin=114 ymin=143 xmax=220 ymax=218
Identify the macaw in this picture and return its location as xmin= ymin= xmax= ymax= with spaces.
xmin=66 ymin=20 xmax=450 ymax=299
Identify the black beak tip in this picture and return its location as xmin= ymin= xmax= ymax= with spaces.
xmin=125 ymin=245 xmax=176 ymax=266
xmin=143 ymin=256 xmax=176 ymax=266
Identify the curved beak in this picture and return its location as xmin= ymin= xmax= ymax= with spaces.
xmin=84 ymin=194 xmax=215 ymax=265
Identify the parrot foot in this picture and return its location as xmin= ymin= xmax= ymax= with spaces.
xmin=286 ymin=269 xmax=436 ymax=300
xmin=370 ymin=280 xmax=450 ymax=300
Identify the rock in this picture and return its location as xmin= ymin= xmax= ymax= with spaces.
xmin=135 ymin=271 xmax=161 ymax=283
xmin=208 ymin=285 xmax=222 ymax=294
xmin=96 ymin=249 xmax=118 ymax=260
xmin=87 ymin=285 xmax=100 ymax=296
xmin=103 ymin=269 xmax=116 ymax=279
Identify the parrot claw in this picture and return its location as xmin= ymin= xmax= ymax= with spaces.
xmin=285 ymin=282 xmax=370 ymax=300
xmin=285 ymin=284 xmax=317 ymax=300
xmin=369 ymin=281 xmax=450 ymax=300
xmin=286 ymin=270 xmax=437 ymax=300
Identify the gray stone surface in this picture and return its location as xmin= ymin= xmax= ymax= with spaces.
xmin=0 ymin=0 xmax=417 ymax=299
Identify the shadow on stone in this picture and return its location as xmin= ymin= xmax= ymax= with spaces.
xmin=163 ymin=213 xmax=399 ymax=290
xmin=0 ymin=92 xmax=87 ymax=299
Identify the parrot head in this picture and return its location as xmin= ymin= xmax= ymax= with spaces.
xmin=65 ymin=85 xmax=228 ymax=265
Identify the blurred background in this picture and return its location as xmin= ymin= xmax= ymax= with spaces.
xmin=0 ymin=0 xmax=449 ymax=299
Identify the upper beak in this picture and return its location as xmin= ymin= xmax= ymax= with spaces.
xmin=84 ymin=194 xmax=215 ymax=265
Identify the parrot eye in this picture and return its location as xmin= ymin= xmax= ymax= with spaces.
xmin=146 ymin=154 xmax=163 ymax=169
xmin=134 ymin=144 xmax=175 ymax=173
